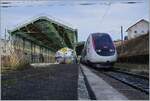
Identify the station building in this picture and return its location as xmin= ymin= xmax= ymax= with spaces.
xmin=8 ymin=16 xmax=78 ymax=63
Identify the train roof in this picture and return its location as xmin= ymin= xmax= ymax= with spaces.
xmin=90 ymin=33 xmax=109 ymax=36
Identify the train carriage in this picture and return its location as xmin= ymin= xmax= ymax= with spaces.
xmin=81 ymin=33 xmax=117 ymax=68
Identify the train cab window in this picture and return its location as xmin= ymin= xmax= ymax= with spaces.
xmin=92 ymin=33 xmax=114 ymax=49
xmin=92 ymin=33 xmax=115 ymax=56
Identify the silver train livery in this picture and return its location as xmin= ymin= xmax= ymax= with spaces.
xmin=81 ymin=33 xmax=117 ymax=68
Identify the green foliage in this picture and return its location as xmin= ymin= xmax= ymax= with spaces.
xmin=10 ymin=53 xmax=30 ymax=70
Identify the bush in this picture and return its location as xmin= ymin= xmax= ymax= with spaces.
xmin=10 ymin=52 xmax=30 ymax=70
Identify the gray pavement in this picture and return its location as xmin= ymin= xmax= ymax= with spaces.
xmin=2 ymin=64 xmax=78 ymax=100
xmin=2 ymin=63 xmax=146 ymax=100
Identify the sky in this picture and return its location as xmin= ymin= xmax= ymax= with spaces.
xmin=0 ymin=0 xmax=149 ymax=42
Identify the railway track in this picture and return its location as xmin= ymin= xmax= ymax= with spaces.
xmin=102 ymin=69 xmax=149 ymax=94
xmin=111 ymin=69 xmax=148 ymax=79
xmin=83 ymin=64 xmax=149 ymax=94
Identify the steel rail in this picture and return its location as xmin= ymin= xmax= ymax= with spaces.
xmin=102 ymin=70 xmax=149 ymax=94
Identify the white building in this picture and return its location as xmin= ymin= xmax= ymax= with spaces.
xmin=126 ymin=19 xmax=149 ymax=39
xmin=0 ymin=39 xmax=11 ymax=56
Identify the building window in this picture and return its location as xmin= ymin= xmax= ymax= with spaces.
xmin=4 ymin=50 xmax=6 ymax=53
xmin=134 ymin=30 xmax=137 ymax=33
xmin=141 ymin=30 xmax=144 ymax=33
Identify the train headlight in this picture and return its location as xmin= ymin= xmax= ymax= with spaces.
xmin=96 ymin=49 xmax=101 ymax=52
xmin=109 ymin=49 xmax=115 ymax=52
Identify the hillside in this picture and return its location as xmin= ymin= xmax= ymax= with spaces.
xmin=116 ymin=33 xmax=149 ymax=64
xmin=117 ymin=33 xmax=149 ymax=57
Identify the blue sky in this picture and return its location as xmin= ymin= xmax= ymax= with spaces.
xmin=0 ymin=0 xmax=149 ymax=41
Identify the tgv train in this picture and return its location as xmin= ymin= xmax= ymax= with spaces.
xmin=81 ymin=33 xmax=117 ymax=68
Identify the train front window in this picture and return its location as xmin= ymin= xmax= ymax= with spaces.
xmin=92 ymin=33 xmax=114 ymax=49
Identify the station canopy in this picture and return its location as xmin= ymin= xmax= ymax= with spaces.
xmin=9 ymin=16 xmax=77 ymax=51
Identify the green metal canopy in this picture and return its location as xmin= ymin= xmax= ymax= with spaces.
xmin=9 ymin=16 xmax=78 ymax=51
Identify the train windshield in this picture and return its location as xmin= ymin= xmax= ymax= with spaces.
xmin=92 ymin=33 xmax=114 ymax=50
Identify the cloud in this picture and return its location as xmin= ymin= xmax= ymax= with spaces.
xmin=1 ymin=0 xmax=149 ymax=41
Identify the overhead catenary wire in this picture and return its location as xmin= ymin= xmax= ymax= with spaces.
xmin=99 ymin=2 xmax=111 ymax=26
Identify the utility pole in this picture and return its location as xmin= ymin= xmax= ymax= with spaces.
xmin=121 ymin=26 xmax=124 ymax=52
xmin=5 ymin=28 xmax=7 ymax=53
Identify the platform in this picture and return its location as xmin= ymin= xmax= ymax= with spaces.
xmin=2 ymin=63 xmax=145 ymax=100
xmin=80 ymin=64 xmax=128 ymax=100
xmin=2 ymin=64 xmax=78 ymax=100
